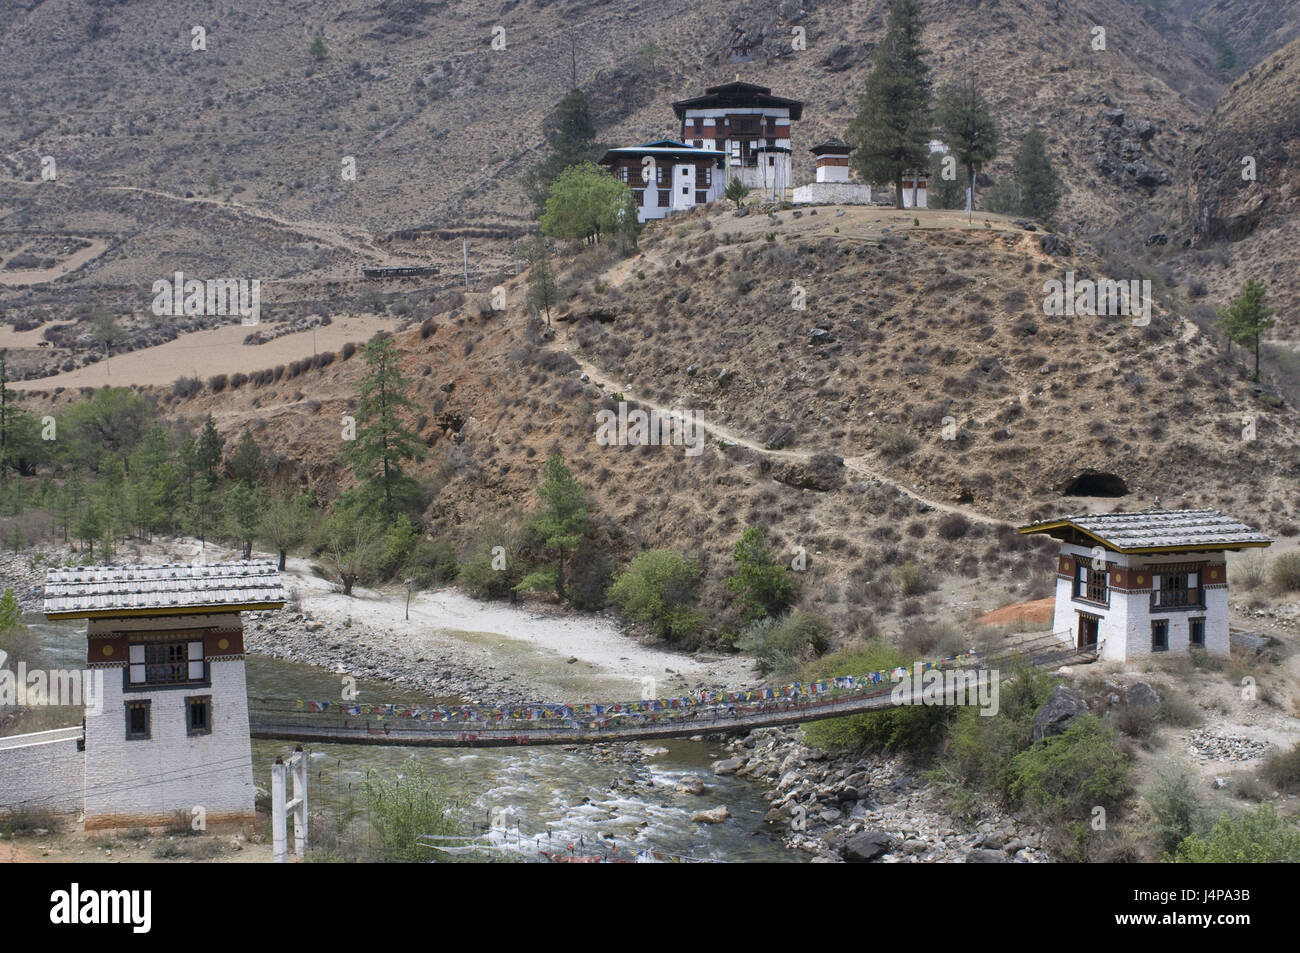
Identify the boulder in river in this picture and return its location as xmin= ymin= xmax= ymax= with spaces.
xmin=841 ymin=830 xmax=892 ymax=862
xmin=692 ymin=806 xmax=730 ymax=824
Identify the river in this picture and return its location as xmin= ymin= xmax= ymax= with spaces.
xmin=23 ymin=616 xmax=797 ymax=862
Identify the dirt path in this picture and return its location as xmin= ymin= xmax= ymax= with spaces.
xmin=561 ymin=347 xmax=999 ymax=525
xmin=0 ymin=238 xmax=109 ymax=286
xmin=101 ymin=185 xmax=395 ymax=263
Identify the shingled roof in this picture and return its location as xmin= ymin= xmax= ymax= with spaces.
xmin=1017 ymin=509 xmax=1272 ymax=553
xmin=43 ymin=561 xmax=286 ymax=619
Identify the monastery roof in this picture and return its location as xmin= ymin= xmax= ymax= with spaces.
xmin=1017 ymin=509 xmax=1272 ymax=554
xmin=599 ymin=140 xmax=726 ymax=162
xmin=810 ymin=137 xmax=852 ymax=155
xmin=672 ymin=82 xmax=804 ymax=120
xmin=43 ymin=560 xmax=287 ymax=619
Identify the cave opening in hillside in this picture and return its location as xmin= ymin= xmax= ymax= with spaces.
xmin=1062 ymin=471 xmax=1129 ymax=497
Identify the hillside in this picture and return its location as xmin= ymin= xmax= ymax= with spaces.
xmin=1180 ymin=36 xmax=1300 ymax=341
xmin=18 ymin=204 xmax=1295 ymax=641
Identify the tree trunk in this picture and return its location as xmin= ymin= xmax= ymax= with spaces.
xmin=895 ymin=173 xmax=905 ymax=209
xmin=278 ymin=548 xmax=287 ymax=571
xmin=342 ymin=575 xmax=355 ymax=597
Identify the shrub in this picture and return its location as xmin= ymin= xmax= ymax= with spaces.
xmin=566 ymin=547 xmax=616 ymax=612
xmin=726 ymin=526 xmax=797 ymax=622
xmin=892 ymin=560 xmax=933 ymax=596
xmin=364 ymin=764 xmax=460 ymax=863
xmin=1261 ymin=741 xmax=1300 ymax=794
xmin=1171 ymin=804 xmax=1300 ymax=863
xmin=1005 ymin=716 xmax=1131 ymax=820
xmin=1145 ymin=764 xmax=1209 ymax=856
xmin=800 ymin=641 xmax=953 ymax=754
xmin=171 ymin=376 xmax=202 ymax=399
xmin=607 ymin=549 xmax=702 ymax=643
xmin=736 ymin=611 xmax=832 ymax=675
xmin=876 ymin=424 xmax=918 ymax=459
xmin=1269 ymin=552 xmax=1300 ymax=593
xmin=937 ymin=513 xmax=971 ymax=540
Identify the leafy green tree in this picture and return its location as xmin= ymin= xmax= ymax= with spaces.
xmin=75 ymin=501 xmax=103 ymax=558
xmin=726 ymin=526 xmax=797 ymax=622
xmin=224 ymin=483 xmax=261 ymax=559
xmin=524 ymin=237 xmax=558 ymax=326
xmin=846 ymin=0 xmax=932 ymax=207
xmin=540 ymin=162 xmax=639 ymax=245
xmin=0 ymin=405 xmax=45 ymax=477
xmin=934 ymin=80 xmax=998 ymax=216
xmin=53 ymin=470 xmax=85 ymax=542
xmin=90 ymin=310 xmax=125 ymax=375
xmin=515 ymin=455 xmax=590 ymax=600
xmin=1217 ymin=279 xmax=1275 ymax=381
xmin=1172 ymin=803 xmax=1300 ymax=863
xmin=459 ymin=514 xmax=527 ymax=602
xmin=259 ymin=493 xmax=316 ymax=571
xmin=60 ymin=388 xmax=153 ymax=472
xmin=607 ymin=549 xmax=703 ymax=643
xmin=725 ymin=177 xmax=750 ymax=209
xmin=318 ymin=504 xmax=383 ymax=597
xmin=342 ymin=334 xmax=424 ymax=523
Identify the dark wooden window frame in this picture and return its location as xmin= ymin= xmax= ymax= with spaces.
xmin=1151 ymin=619 xmax=1170 ymax=653
xmin=186 ymin=695 xmax=213 ymax=737
xmin=125 ymin=700 xmax=151 ymax=741
xmin=125 ymin=635 xmax=211 ymax=691
xmin=1072 ymin=558 xmax=1109 ymax=607
xmin=1189 ymin=617 xmax=1206 ymax=648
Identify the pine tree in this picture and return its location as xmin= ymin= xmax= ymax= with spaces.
xmin=523 ymin=89 xmax=607 ymax=215
xmin=1217 ymin=279 xmax=1275 ymax=381
xmin=228 ymin=425 xmax=264 ymax=487
xmin=224 ymin=483 xmax=261 ymax=559
xmin=524 ymin=237 xmax=558 ymax=326
xmin=1016 ymin=128 xmax=1061 ymax=222
xmin=726 ymin=526 xmax=798 ymax=622
xmin=342 ymin=334 xmax=424 ymax=523
xmin=846 ymin=0 xmax=932 ymax=208
xmin=515 ymin=454 xmax=590 ymax=600
xmin=934 ymin=80 xmax=998 ymax=217
xmin=196 ymin=414 xmax=224 ymax=487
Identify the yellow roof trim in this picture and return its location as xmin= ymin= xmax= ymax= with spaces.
xmin=44 ymin=602 xmax=285 ymax=621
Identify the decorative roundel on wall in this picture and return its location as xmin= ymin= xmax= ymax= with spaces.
xmin=218 ymin=638 xmax=230 ymax=650
xmin=1136 ymin=575 xmax=1144 ymax=585
xmin=102 ymin=645 xmax=114 ymax=657
xmin=1208 ymin=569 xmax=1219 ymax=580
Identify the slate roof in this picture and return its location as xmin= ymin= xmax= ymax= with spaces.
xmin=810 ymin=137 xmax=852 ymax=155
xmin=672 ymin=82 xmax=804 ymax=120
xmin=43 ymin=561 xmax=286 ymax=619
xmin=1018 ymin=509 xmax=1272 ymax=553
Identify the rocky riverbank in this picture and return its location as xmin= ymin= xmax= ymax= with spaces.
xmin=717 ymin=726 xmax=1052 ymax=863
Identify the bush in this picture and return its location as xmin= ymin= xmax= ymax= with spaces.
xmin=1005 ymin=716 xmax=1131 ymax=820
xmin=365 ymin=764 xmax=460 ymax=863
xmin=1269 ymin=552 xmax=1300 ymax=593
xmin=566 ymin=547 xmax=615 ymax=612
xmin=937 ymin=513 xmax=971 ymax=540
xmin=876 ymin=424 xmax=918 ymax=459
xmin=892 ymin=560 xmax=933 ymax=596
xmin=1261 ymin=741 xmax=1300 ymax=794
xmin=726 ymin=526 xmax=798 ymax=622
xmin=607 ymin=549 xmax=702 ymax=643
xmin=1171 ymin=803 xmax=1300 ymax=863
xmin=1145 ymin=764 xmax=1209 ymax=856
xmin=800 ymin=641 xmax=953 ymax=754
xmin=735 ymin=611 xmax=832 ymax=675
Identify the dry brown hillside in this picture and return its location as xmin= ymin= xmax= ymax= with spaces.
xmin=20 ymin=202 xmax=1294 ymax=642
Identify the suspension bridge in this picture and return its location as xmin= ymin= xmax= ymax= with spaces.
xmin=248 ymin=633 xmax=1096 ymax=748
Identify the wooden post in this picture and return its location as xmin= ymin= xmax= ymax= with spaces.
xmin=271 ymin=756 xmax=287 ymax=863
xmin=462 ymin=239 xmax=469 ymax=290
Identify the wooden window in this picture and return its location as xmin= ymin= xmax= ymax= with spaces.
xmin=125 ymin=700 xmax=151 ymax=741
xmin=1189 ymin=618 xmax=1205 ymax=647
xmin=1151 ymin=620 xmax=1169 ymax=652
xmin=1073 ymin=559 xmax=1108 ymax=604
xmin=129 ymin=639 xmax=206 ymax=687
xmin=1151 ymin=569 xmax=1202 ymax=609
xmin=186 ymin=695 xmax=212 ymax=736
